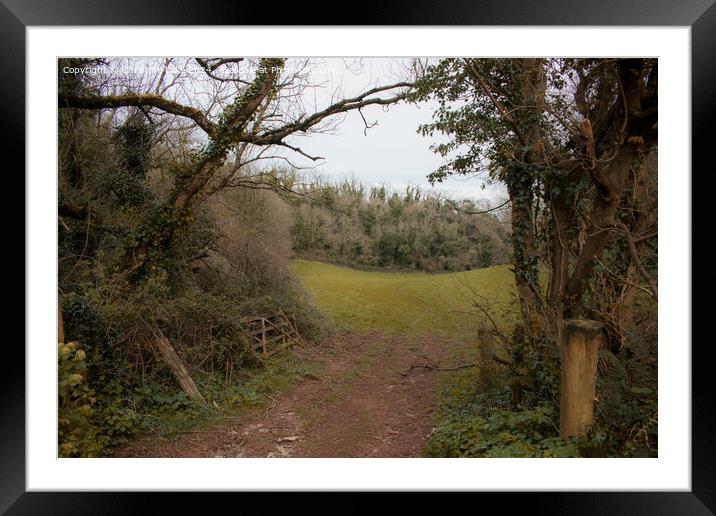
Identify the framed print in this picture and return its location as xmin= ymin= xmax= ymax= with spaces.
xmin=5 ymin=0 xmax=711 ymax=512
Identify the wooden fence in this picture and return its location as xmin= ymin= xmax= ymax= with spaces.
xmin=59 ymin=293 xmax=305 ymax=403
xmin=241 ymin=310 xmax=304 ymax=358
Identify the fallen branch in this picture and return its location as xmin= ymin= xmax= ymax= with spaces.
xmin=436 ymin=362 xmax=480 ymax=371
xmin=152 ymin=328 xmax=206 ymax=404
xmin=401 ymin=361 xmax=479 ymax=376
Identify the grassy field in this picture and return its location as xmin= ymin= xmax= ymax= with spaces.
xmin=290 ymin=259 xmax=517 ymax=336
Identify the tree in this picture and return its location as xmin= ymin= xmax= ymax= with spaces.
xmin=413 ymin=58 xmax=658 ymax=347
xmin=58 ymin=57 xmax=415 ymax=403
xmin=59 ymin=57 xmax=414 ymax=272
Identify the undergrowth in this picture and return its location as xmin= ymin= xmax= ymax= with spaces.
xmin=424 ymin=355 xmax=579 ymax=458
xmin=425 ymin=330 xmax=657 ymax=458
xmin=59 ymin=343 xmax=319 ymax=457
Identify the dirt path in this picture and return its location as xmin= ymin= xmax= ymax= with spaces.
xmin=116 ymin=331 xmax=452 ymax=458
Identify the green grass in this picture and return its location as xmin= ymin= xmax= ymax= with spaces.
xmin=288 ymin=260 xmax=582 ymax=458
xmin=290 ymin=259 xmax=517 ymax=336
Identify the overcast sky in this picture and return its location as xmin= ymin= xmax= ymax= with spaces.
xmin=106 ymin=57 xmax=506 ymax=203
xmin=278 ymin=58 xmax=506 ymax=203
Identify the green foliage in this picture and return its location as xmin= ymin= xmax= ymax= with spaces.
xmin=114 ymin=116 xmax=154 ymax=180
xmin=424 ymin=328 xmax=657 ymax=458
xmin=427 ymin=408 xmax=579 ymax=458
xmin=58 ymin=57 xmax=657 ymax=460
xmin=59 ymin=289 xmax=208 ymax=454
xmin=59 ymin=262 xmax=327 ymax=456
xmin=122 ymin=354 xmax=318 ymax=441
xmin=291 ymin=211 xmax=330 ymax=253
xmin=587 ymin=334 xmax=658 ymax=457
xmin=425 ymin=383 xmax=578 ymax=458
xmin=198 ymin=58 xmax=285 ymax=164
xmin=58 ymin=85 xmax=328 ymax=456
xmin=413 ymin=57 xmax=658 ymax=458
xmin=58 ymin=342 xmax=104 ymax=457
xmin=202 ymin=353 xmax=319 ymax=409
xmin=290 ymin=180 xmax=511 ymax=272
xmin=412 ymin=58 xmax=523 ymax=184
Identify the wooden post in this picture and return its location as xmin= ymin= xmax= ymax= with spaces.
xmin=153 ymin=334 xmax=205 ymax=403
xmin=58 ymin=302 xmax=65 ymax=344
xmin=478 ymin=330 xmax=496 ymax=390
xmin=261 ymin=318 xmax=267 ymax=357
xmin=560 ymin=319 xmax=602 ymax=441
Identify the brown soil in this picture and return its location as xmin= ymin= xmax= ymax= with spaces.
xmin=115 ymin=331 xmax=453 ymax=458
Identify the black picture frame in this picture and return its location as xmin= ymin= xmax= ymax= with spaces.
xmin=5 ymin=0 xmax=710 ymax=512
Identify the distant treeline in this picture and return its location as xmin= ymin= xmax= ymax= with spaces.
xmin=289 ymin=179 xmax=512 ymax=272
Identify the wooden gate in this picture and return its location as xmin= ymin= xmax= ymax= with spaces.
xmin=241 ymin=310 xmax=304 ymax=358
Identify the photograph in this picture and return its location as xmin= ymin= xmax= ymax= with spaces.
xmin=56 ymin=56 xmax=659 ymax=460
xmin=3 ymin=2 xmax=707 ymax=507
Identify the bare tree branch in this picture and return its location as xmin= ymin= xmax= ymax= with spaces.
xmin=274 ymin=141 xmax=323 ymax=161
xmin=196 ymin=57 xmax=244 ymax=72
xmin=447 ymin=198 xmax=511 ymax=215
xmin=358 ymin=107 xmax=379 ymax=136
xmin=59 ymin=93 xmax=217 ymax=137
xmin=612 ymin=221 xmax=657 ymax=299
xmin=250 ymin=81 xmax=414 ymax=144
xmin=195 ymin=57 xmax=251 ymax=84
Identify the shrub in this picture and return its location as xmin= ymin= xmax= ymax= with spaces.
xmin=426 ymin=388 xmax=579 ymax=458
xmin=58 ymin=342 xmax=104 ymax=457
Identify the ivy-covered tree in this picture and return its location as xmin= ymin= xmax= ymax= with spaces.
xmin=57 ymin=57 xmax=414 ymax=410
xmin=59 ymin=57 xmax=414 ymax=274
xmin=412 ymin=58 xmax=658 ymax=347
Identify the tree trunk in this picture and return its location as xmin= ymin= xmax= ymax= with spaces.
xmin=508 ymin=182 xmax=541 ymax=334
xmin=58 ymin=302 xmax=65 ymax=344
xmin=507 ymin=58 xmax=549 ymax=340
xmin=563 ymin=59 xmax=657 ymax=316
xmin=153 ymin=334 xmax=205 ymax=403
xmin=564 ymin=144 xmax=639 ymax=316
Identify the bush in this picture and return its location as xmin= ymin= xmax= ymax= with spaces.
xmin=426 ymin=387 xmax=579 ymax=458
xmin=58 ymin=342 xmax=104 ymax=457
xmin=588 ymin=330 xmax=658 ymax=457
xmin=426 ymin=323 xmax=657 ymax=458
xmin=289 ymin=180 xmax=512 ymax=271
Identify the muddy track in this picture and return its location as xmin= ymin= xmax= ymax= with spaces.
xmin=116 ymin=331 xmax=450 ymax=458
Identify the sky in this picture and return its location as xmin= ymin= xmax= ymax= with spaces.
xmin=276 ymin=58 xmax=507 ymax=203
xmin=99 ymin=57 xmax=506 ymax=203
